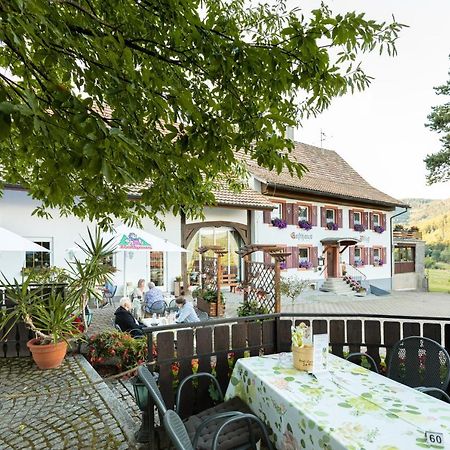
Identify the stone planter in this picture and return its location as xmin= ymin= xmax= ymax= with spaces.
xmin=196 ymin=297 xmax=225 ymax=317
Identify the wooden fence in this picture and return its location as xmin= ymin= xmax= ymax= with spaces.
xmin=145 ymin=312 xmax=450 ymax=418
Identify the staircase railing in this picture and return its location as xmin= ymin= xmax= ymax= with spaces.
xmin=346 ymin=264 xmax=367 ymax=282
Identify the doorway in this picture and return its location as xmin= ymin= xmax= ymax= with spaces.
xmin=326 ymin=247 xmax=338 ymax=278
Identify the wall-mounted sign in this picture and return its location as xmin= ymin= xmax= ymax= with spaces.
xmin=290 ymin=232 xmax=313 ymax=241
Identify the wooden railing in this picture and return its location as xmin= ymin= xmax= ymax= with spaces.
xmin=393 ymin=230 xmax=422 ymax=240
xmin=143 ymin=312 xmax=450 ymax=416
xmin=394 ymin=261 xmax=416 ymax=274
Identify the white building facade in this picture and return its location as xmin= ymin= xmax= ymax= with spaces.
xmin=0 ymin=142 xmax=406 ymax=294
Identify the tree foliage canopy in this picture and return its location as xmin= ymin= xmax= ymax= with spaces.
xmin=0 ymin=0 xmax=403 ymax=227
xmin=426 ymin=57 xmax=450 ymax=184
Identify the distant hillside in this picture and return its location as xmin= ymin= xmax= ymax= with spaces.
xmin=398 ymin=198 xmax=450 ymax=244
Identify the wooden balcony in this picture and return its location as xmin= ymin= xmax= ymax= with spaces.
xmin=393 ymin=230 xmax=422 ymax=240
xmin=394 ymin=261 xmax=415 ymax=274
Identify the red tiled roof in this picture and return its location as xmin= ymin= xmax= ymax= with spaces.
xmin=242 ymin=142 xmax=407 ymax=208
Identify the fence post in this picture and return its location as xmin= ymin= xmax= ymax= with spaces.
xmin=216 ymin=252 xmax=223 ymax=316
xmin=274 ymin=259 xmax=281 ymax=313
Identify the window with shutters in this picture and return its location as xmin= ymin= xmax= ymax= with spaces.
xmin=298 ymin=206 xmax=309 ymax=221
xmin=271 ymin=203 xmax=283 ymax=220
xmin=354 ymin=247 xmax=364 ymax=267
xmin=373 ymin=213 xmax=380 ymax=227
xmin=326 ymin=209 xmax=335 ymax=223
xmin=298 ymin=248 xmax=312 ymax=269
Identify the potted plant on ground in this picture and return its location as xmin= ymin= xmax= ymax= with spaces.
xmin=195 ymin=288 xmax=225 ymax=317
xmin=0 ymin=227 xmax=116 ymax=369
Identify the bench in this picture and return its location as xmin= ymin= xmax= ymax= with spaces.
xmin=221 ymin=273 xmax=239 ymax=293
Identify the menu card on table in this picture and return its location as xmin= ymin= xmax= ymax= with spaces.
xmin=311 ymin=334 xmax=329 ymax=375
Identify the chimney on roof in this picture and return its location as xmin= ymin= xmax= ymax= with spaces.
xmin=285 ymin=126 xmax=295 ymax=142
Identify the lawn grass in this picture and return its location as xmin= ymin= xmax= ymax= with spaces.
xmin=428 ymin=268 xmax=450 ymax=293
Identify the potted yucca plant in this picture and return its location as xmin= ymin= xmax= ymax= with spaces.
xmin=0 ymin=228 xmax=116 ymax=369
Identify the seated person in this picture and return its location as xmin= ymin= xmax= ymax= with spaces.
xmin=175 ymin=293 xmax=200 ymax=323
xmin=100 ymin=280 xmax=115 ymax=308
xmin=144 ymin=282 xmax=165 ymax=315
xmin=114 ymin=297 xmax=145 ymax=338
xmin=131 ymin=278 xmax=145 ymax=320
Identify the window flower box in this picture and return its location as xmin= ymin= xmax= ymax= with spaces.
xmin=298 ymin=220 xmax=312 ymax=231
xmin=355 ymin=260 xmax=364 ymax=267
xmin=353 ymin=224 xmax=365 ymax=232
xmin=374 ymin=259 xmax=384 ymax=267
xmin=271 ymin=218 xmax=287 ymax=229
xmin=374 ymin=225 xmax=385 ymax=234
xmin=280 ymin=261 xmax=287 ymax=270
xmin=299 ymin=260 xmax=313 ymax=269
xmin=326 ymin=222 xmax=338 ymax=230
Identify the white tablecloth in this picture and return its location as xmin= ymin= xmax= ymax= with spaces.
xmin=225 ymin=353 xmax=450 ymax=449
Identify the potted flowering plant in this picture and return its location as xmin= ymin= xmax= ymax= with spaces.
xmin=355 ymin=259 xmax=364 ymax=267
xmin=374 ymin=225 xmax=385 ymax=233
xmin=291 ymin=323 xmax=313 ymax=371
xmin=353 ymin=224 xmax=365 ymax=232
xmin=271 ymin=217 xmax=287 ymax=229
xmin=374 ymin=259 xmax=384 ymax=267
xmin=326 ymin=222 xmax=338 ymax=230
xmin=298 ymin=220 xmax=312 ymax=231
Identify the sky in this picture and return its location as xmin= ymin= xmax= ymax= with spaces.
xmin=286 ymin=0 xmax=450 ymax=200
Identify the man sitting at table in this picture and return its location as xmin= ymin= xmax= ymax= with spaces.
xmin=175 ymin=293 xmax=200 ymax=323
xmin=144 ymin=282 xmax=165 ymax=316
xmin=114 ymin=297 xmax=145 ymax=338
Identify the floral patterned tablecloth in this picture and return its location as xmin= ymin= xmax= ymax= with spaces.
xmin=225 ymin=353 xmax=450 ymax=449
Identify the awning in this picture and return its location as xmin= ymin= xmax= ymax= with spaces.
xmin=320 ymin=237 xmax=360 ymax=246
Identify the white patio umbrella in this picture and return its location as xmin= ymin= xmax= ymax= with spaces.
xmin=105 ymin=225 xmax=187 ymax=294
xmin=0 ymin=226 xmax=50 ymax=252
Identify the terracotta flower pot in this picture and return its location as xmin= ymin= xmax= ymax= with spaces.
xmin=27 ymin=338 xmax=68 ymax=369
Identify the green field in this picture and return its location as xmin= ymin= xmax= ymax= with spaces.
xmin=428 ymin=267 xmax=450 ymax=293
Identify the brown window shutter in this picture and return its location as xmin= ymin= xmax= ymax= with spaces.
xmin=290 ymin=246 xmax=299 ymax=268
xmin=369 ymin=212 xmax=374 ymax=230
xmin=286 ymin=203 xmax=295 ymax=225
xmin=362 ymin=212 xmax=369 ymax=229
xmin=349 ymin=247 xmax=355 ymax=265
xmin=263 ymin=251 xmax=271 ymax=265
xmin=320 ymin=207 xmax=326 ymax=227
xmin=281 ymin=203 xmax=287 ymax=221
xmin=363 ymin=247 xmax=369 ymax=266
xmin=337 ymin=209 xmax=343 ymax=229
xmin=311 ymin=205 xmax=318 ymax=226
xmin=382 ymin=247 xmax=387 ymax=265
xmin=369 ymin=248 xmax=374 ymax=265
xmin=310 ymin=247 xmax=319 ymax=267
xmin=263 ymin=210 xmax=271 ymax=224
xmin=381 ymin=214 xmax=387 ymax=230
xmin=349 ymin=209 xmax=354 ymax=228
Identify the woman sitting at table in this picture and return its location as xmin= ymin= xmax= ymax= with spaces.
xmin=131 ymin=279 xmax=145 ymax=320
xmin=175 ymin=292 xmax=200 ymax=323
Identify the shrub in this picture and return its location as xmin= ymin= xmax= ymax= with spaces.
xmin=237 ymin=300 xmax=269 ymax=317
xmin=280 ymin=277 xmax=310 ymax=304
xmin=88 ymin=330 xmax=154 ymax=373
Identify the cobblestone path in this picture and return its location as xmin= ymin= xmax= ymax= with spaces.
xmin=0 ymin=355 xmax=138 ymax=450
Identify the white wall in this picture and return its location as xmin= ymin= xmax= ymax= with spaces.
xmin=0 ymin=189 xmax=182 ymax=294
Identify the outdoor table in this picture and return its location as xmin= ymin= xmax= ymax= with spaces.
xmin=225 ymin=353 xmax=450 ymax=449
xmin=142 ymin=314 xmax=176 ymax=327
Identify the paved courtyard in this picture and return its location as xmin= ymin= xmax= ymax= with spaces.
xmin=87 ymin=290 xmax=450 ymax=337
xmin=0 ymin=355 xmax=138 ymax=450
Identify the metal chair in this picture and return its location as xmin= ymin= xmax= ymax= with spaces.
xmin=415 ymin=386 xmax=450 ymax=403
xmin=136 ymin=366 xmax=271 ymax=450
xmin=114 ymin=321 xmax=145 ymax=339
xmin=164 ymin=409 xmax=273 ymax=450
xmin=346 ymin=352 xmax=379 ymax=373
xmin=387 ymin=336 xmax=450 ymax=391
xmin=148 ymin=300 xmax=167 ymax=316
xmin=167 ymin=299 xmax=178 ymax=313
xmin=102 ymin=283 xmax=117 ymax=306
